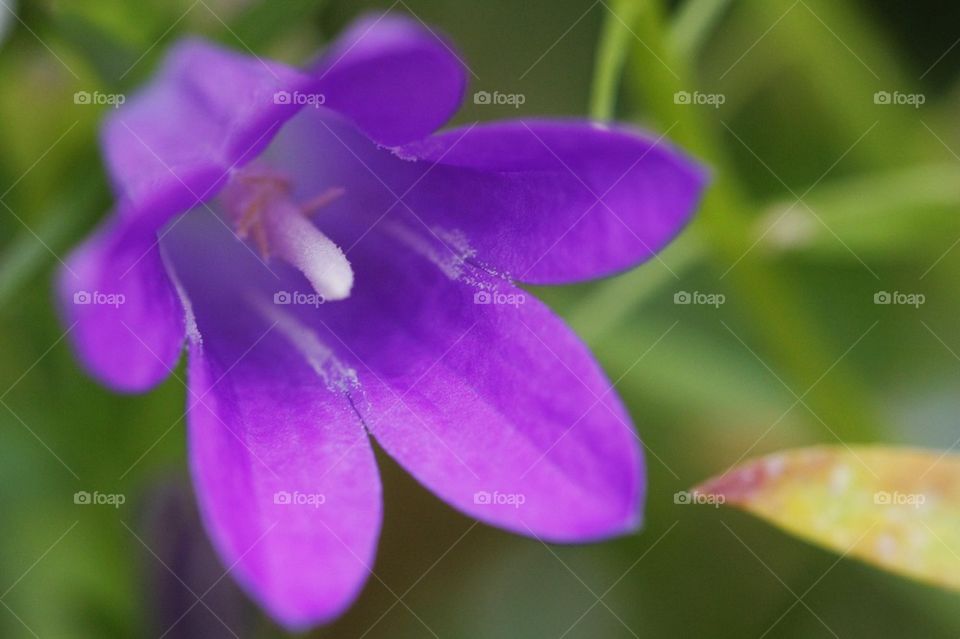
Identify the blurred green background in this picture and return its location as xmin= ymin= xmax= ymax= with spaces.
xmin=3 ymin=0 xmax=960 ymax=636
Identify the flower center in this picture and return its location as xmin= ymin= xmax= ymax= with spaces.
xmin=222 ymin=165 xmax=354 ymax=301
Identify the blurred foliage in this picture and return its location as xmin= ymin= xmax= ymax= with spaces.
xmin=2 ymin=0 xmax=960 ymax=637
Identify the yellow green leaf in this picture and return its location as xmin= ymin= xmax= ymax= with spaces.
xmin=695 ymin=446 xmax=960 ymax=591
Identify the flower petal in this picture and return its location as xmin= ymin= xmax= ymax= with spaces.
xmin=253 ymin=114 xmax=648 ymax=539
xmin=102 ymin=38 xmax=308 ymax=211
xmin=396 ymin=120 xmax=707 ymax=284
xmin=310 ymin=230 xmax=645 ymax=542
xmin=57 ymin=211 xmax=185 ymax=392
xmin=167 ymin=230 xmax=381 ymax=629
xmin=69 ymin=36 xmax=307 ymax=390
xmin=313 ymin=13 xmax=467 ymax=146
xmin=103 ymin=14 xmax=466 ymax=215
xmin=161 ymin=198 xmax=642 ymax=543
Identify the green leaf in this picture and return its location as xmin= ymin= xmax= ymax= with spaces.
xmin=697 ymin=446 xmax=960 ymax=592
xmin=48 ymin=11 xmax=140 ymax=85
xmin=222 ymin=0 xmax=326 ymax=51
xmin=758 ymin=164 xmax=960 ymax=259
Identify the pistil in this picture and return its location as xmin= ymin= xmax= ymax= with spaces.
xmin=223 ymin=167 xmax=354 ymax=301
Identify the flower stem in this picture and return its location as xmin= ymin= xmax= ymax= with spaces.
xmin=588 ymin=0 xmax=883 ymax=441
xmin=667 ymin=0 xmax=733 ymax=61
xmin=589 ymin=0 xmax=641 ymax=120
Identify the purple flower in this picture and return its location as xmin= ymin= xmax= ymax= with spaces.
xmin=58 ymin=14 xmax=706 ymax=630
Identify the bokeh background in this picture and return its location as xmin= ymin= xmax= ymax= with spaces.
xmin=2 ymin=0 xmax=960 ymax=636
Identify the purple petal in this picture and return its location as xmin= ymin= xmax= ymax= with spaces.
xmin=311 ymin=230 xmax=646 ymax=542
xmin=397 ymin=120 xmax=708 ymax=284
xmin=243 ymin=113 xmax=655 ymax=539
xmin=169 ymin=237 xmax=381 ymax=629
xmin=58 ymin=212 xmax=185 ymax=392
xmin=313 ymin=13 xmax=467 ymax=146
xmin=103 ymin=14 xmax=466 ymax=214
xmin=67 ymin=37 xmax=305 ymax=390
xmin=102 ymin=39 xmax=307 ymax=211
xmin=161 ymin=201 xmax=642 ymax=544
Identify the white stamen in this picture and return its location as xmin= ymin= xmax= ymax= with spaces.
xmin=222 ymin=166 xmax=354 ymax=302
xmin=263 ymin=199 xmax=354 ymax=301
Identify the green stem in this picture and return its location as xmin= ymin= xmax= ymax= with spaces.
xmin=603 ymin=0 xmax=883 ymax=440
xmin=568 ymin=237 xmax=704 ymax=343
xmin=668 ymin=0 xmax=733 ymax=61
xmin=589 ymin=0 xmax=642 ymax=120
